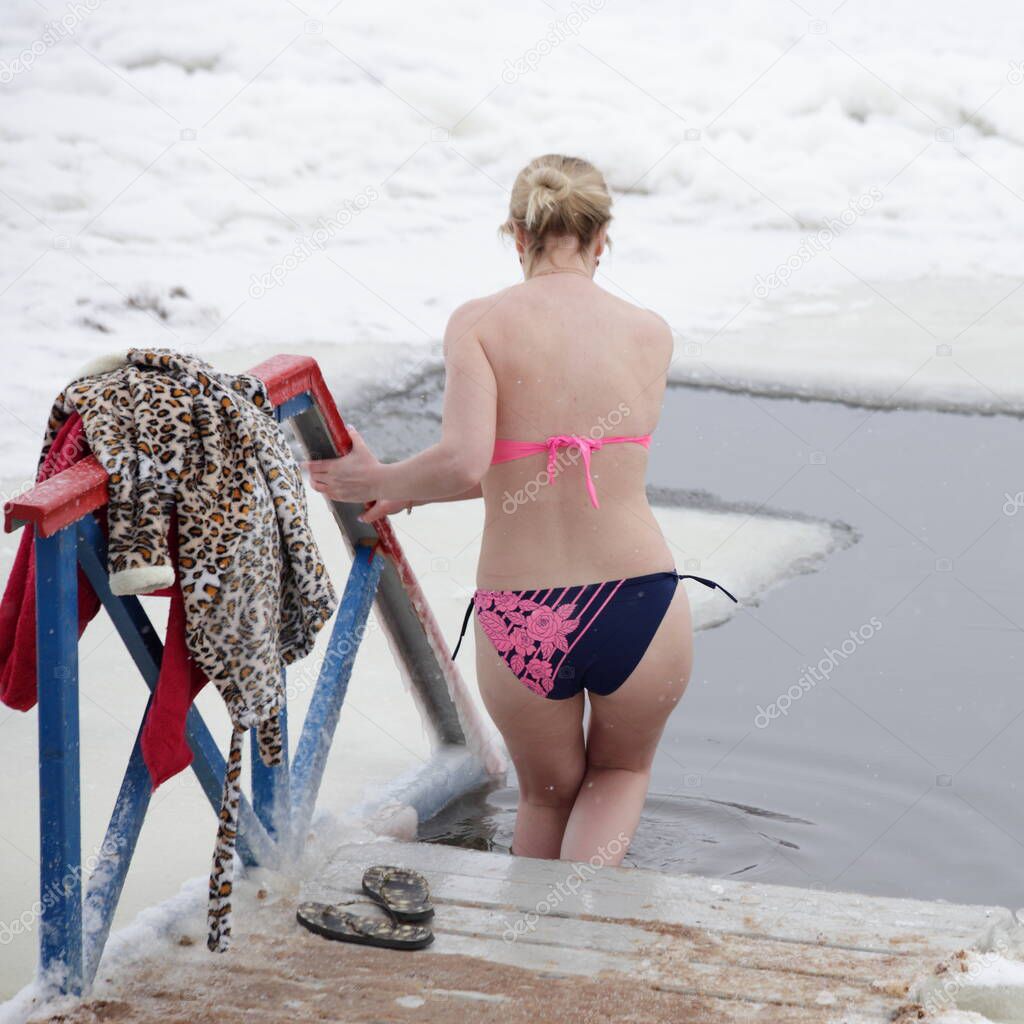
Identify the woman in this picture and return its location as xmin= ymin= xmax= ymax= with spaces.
xmin=306 ymin=154 xmax=734 ymax=866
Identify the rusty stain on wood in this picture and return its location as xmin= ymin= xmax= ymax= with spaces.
xmin=40 ymin=840 xmax=1008 ymax=1024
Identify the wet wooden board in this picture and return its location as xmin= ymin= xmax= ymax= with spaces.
xmin=318 ymin=840 xmax=1005 ymax=946
xmin=308 ymin=839 xmax=1009 ymax=1022
xmin=403 ymin=902 xmax=905 ymax=988
xmin=40 ymin=839 xmax=1008 ymax=1024
xmin=43 ymin=921 xmax=894 ymax=1024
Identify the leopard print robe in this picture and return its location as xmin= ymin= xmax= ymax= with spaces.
xmin=42 ymin=348 xmax=337 ymax=951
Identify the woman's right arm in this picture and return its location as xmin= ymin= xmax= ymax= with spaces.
xmin=358 ymin=484 xmax=483 ymax=523
xmin=415 ymin=484 xmax=483 ymax=505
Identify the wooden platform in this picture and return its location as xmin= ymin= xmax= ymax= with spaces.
xmin=42 ymin=840 xmax=1009 ymax=1024
xmin=309 ymin=840 xmax=1007 ymax=1022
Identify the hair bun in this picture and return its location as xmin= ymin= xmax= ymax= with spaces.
xmin=527 ymin=166 xmax=572 ymax=199
xmin=524 ymin=166 xmax=574 ymax=232
xmin=501 ymin=154 xmax=613 ymax=273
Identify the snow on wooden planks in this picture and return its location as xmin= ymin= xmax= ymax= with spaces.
xmin=309 ymin=839 xmax=1009 ymax=1022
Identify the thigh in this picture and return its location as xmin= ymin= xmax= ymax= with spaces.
xmin=474 ymin=619 xmax=586 ymax=800
xmin=586 ymin=585 xmax=693 ymax=771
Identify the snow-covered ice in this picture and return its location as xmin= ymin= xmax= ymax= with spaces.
xmin=918 ymin=953 xmax=1024 ymax=1023
xmin=2 ymin=0 xmax=1024 ymax=479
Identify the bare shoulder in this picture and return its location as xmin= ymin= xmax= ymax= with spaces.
xmin=444 ymin=287 xmax=517 ymax=346
xmin=638 ymin=305 xmax=673 ymax=346
xmin=608 ymin=292 xmax=674 ymax=357
xmin=638 ymin=305 xmax=672 ymax=335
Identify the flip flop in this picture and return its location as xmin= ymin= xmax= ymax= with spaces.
xmin=296 ymin=901 xmax=434 ymax=950
xmin=362 ymin=865 xmax=435 ymax=923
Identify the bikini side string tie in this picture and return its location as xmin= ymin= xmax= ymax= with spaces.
xmin=676 ymin=574 xmax=739 ymax=603
xmin=450 ymin=598 xmax=476 ymax=660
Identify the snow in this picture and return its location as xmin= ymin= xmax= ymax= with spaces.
xmin=2 ymin=0 xmax=1023 ymax=1014
xmin=2 ymin=0 xmax=1024 ymax=481
xmin=918 ymin=952 xmax=1024 ymax=1024
xmin=911 ymin=913 xmax=1024 ymax=1024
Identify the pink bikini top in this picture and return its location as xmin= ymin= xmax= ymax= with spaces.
xmin=491 ymin=434 xmax=652 ymax=509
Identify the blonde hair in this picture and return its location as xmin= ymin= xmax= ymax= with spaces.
xmin=500 ymin=154 xmax=612 ymax=274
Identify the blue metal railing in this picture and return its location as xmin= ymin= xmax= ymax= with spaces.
xmin=35 ymin=525 xmax=83 ymax=993
xmin=29 ymin=391 xmax=383 ymax=994
xmin=8 ymin=356 xmax=500 ymax=1000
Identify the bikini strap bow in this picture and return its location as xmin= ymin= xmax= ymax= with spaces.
xmin=544 ymin=434 xmax=604 ymax=509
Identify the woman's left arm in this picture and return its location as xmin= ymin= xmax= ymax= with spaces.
xmin=306 ymin=301 xmax=497 ymax=504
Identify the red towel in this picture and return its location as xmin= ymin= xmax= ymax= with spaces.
xmin=0 ymin=413 xmax=207 ymax=789
xmin=142 ymin=514 xmax=208 ymax=788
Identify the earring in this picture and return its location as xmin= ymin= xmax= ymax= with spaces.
xmin=519 ymin=256 xmax=523 ymax=265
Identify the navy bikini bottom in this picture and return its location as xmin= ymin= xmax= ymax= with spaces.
xmin=451 ymin=571 xmax=737 ymax=700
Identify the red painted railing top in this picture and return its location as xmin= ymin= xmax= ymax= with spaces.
xmin=5 ymin=355 xmax=358 ymax=539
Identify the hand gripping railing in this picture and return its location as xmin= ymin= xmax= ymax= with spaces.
xmin=4 ymin=354 xmax=501 ymax=996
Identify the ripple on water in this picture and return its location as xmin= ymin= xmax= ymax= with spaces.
xmin=419 ymin=782 xmax=816 ymax=882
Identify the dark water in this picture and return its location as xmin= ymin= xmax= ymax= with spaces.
xmin=349 ymin=374 xmax=1024 ymax=908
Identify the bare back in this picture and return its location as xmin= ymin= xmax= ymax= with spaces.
xmin=473 ymin=275 xmax=674 ymax=589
